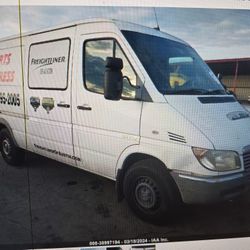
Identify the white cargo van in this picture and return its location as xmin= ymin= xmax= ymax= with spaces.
xmin=0 ymin=18 xmax=249 ymax=222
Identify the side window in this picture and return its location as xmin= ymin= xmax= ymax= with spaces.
xmin=84 ymin=40 xmax=113 ymax=94
xmin=84 ymin=39 xmax=137 ymax=99
xmin=29 ymin=38 xmax=70 ymax=90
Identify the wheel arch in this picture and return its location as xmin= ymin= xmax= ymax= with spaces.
xmin=0 ymin=118 xmax=18 ymax=146
xmin=116 ymin=151 xmax=171 ymax=201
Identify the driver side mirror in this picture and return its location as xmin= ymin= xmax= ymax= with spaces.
xmin=104 ymin=57 xmax=123 ymax=100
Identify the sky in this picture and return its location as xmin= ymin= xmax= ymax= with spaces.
xmin=0 ymin=5 xmax=250 ymax=60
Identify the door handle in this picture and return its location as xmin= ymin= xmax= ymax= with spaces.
xmin=77 ymin=105 xmax=92 ymax=111
xmin=57 ymin=103 xmax=70 ymax=108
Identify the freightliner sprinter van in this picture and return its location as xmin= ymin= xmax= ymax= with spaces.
xmin=0 ymin=19 xmax=249 ymax=222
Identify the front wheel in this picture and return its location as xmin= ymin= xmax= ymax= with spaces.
xmin=0 ymin=129 xmax=25 ymax=166
xmin=123 ymin=159 xmax=182 ymax=223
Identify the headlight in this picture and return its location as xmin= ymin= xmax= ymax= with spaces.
xmin=192 ymin=147 xmax=241 ymax=171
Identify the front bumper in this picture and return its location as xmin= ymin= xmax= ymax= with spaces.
xmin=171 ymin=171 xmax=249 ymax=204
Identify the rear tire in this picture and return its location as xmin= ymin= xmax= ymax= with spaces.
xmin=123 ymin=158 xmax=182 ymax=223
xmin=0 ymin=128 xmax=25 ymax=166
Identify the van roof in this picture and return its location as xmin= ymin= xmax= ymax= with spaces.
xmin=0 ymin=18 xmax=187 ymax=45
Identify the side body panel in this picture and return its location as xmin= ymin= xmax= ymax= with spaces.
xmin=116 ymin=102 xmax=216 ymax=177
xmin=23 ymin=27 xmax=77 ymax=165
xmin=0 ymin=38 xmax=26 ymax=148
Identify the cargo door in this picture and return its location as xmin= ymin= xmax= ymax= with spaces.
xmin=25 ymin=28 xmax=76 ymax=166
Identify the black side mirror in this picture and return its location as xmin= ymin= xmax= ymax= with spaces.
xmin=104 ymin=57 xmax=123 ymax=100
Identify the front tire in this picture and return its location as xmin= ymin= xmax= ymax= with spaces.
xmin=0 ymin=128 xmax=25 ymax=166
xmin=123 ymin=159 xmax=182 ymax=223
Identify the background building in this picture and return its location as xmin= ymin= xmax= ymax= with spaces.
xmin=206 ymin=58 xmax=250 ymax=103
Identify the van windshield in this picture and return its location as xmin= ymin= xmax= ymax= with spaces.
xmin=122 ymin=30 xmax=226 ymax=95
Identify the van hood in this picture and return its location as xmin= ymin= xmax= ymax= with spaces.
xmin=165 ymin=95 xmax=250 ymax=153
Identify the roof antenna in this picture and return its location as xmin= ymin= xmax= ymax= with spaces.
xmin=153 ymin=7 xmax=160 ymax=31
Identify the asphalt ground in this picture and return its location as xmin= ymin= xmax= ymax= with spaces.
xmin=0 ymin=152 xmax=250 ymax=249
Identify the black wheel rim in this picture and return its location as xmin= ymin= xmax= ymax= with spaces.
xmin=134 ymin=177 xmax=160 ymax=210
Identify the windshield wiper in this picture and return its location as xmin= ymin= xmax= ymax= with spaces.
xmin=200 ymin=89 xmax=226 ymax=95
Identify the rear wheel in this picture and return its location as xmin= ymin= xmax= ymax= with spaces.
xmin=0 ymin=129 xmax=25 ymax=166
xmin=123 ymin=158 xmax=182 ymax=223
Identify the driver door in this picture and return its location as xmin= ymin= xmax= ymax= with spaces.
xmin=72 ymin=32 xmax=143 ymax=179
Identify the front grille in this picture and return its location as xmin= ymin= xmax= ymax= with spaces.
xmin=243 ymin=151 xmax=250 ymax=178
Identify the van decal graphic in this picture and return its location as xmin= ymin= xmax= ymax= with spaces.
xmin=0 ymin=53 xmax=16 ymax=83
xmin=0 ymin=92 xmax=20 ymax=106
xmin=31 ymin=57 xmax=66 ymax=76
xmin=31 ymin=56 xmax=66 ymax=69
xmin=34 ymin=144 xmax=81 ymax=162
xmin=0 ymin=53 xmax=12 ymax=65
xmin=0 ymin=71 xmax=15 ymax=82
xmin=40 ymin=67 xmax=53 ymax=75
xmin=42 ymin=97 xmax=54 ymax=114
xmin=30 ymin=97 xmax=40 ymax=111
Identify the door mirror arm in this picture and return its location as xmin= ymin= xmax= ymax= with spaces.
xmin=122 ymin=76 xmax=140 ymax=89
